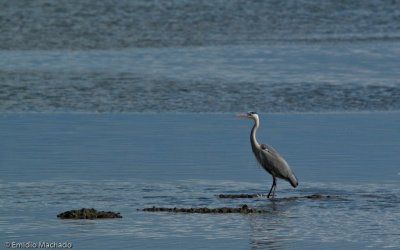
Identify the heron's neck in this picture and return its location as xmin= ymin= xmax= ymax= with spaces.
xmin=251 ymin=118 xmax=261 ymax=150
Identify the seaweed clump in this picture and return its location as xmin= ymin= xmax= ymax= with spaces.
xmin=57 ymin=208 xmax=122 ymax=219
xmin=142 ymin=204 xmax=265 ymax=214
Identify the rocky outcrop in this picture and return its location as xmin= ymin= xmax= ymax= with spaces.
xmin=57 ymin=208 xmax=122 ymax=219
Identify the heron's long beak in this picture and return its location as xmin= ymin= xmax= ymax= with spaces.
xmin=236 ymin=113 xmax=248 ymax=118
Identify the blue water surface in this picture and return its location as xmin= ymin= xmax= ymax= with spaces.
xmin=1 ymin=113 xmax=399 ymax=249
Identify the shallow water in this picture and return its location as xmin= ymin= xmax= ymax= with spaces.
xmin=1 ymin=113 xmax=399 ymax=249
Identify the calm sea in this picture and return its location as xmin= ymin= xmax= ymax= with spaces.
xmin=1 ymin=1 xmax=400 ymax=249
xmin=0 ymin=0 xmax=399 ymax=112
xmin=1 ymin=113 xmax=400 ymax=249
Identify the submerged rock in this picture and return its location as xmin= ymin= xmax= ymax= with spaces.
xmin=142 ymin=204 xmax=265 ymax=214
xmin=218 ymin=194 xmax=258 ymax=198
xmin=305 ymin=194 xmax=322 ymax=199
xmin=57 ymin=208 xmax=122 ymax=219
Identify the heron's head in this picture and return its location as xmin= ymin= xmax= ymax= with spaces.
xmin=237 ymin=111 xmax=259 ymax=120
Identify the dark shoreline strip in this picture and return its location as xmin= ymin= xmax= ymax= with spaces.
xmin=142 ymin=204 xmax=265 ymax=214
xmin=217 ymin=193 xmax=331 ymax=199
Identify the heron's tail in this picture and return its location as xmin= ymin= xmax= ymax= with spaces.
xmin=288 ymin=173 xmax=298 ymax=188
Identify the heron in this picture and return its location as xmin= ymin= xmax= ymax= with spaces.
xmin=238 ymin=111 xmax=298 ymax=198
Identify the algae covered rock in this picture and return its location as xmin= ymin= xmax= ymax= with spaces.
xmin=142 ymin=204 xmax=265 ymax=214
xmin=57 ymin=208 xmax=122 ymax=219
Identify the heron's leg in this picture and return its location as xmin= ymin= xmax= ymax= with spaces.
xmin=271 ymin=179 xmax=277 ymax=198
xmin=267 ymin=177 xmax=277 ymax=198
xmin=267 ymin=183 xmax=274 ymax=198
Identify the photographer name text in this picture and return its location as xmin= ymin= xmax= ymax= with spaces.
xmin=4 ymin=241 xmax=73 ymax=249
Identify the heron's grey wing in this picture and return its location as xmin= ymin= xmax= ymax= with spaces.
xmin=259 ymin=144 xmax=296 ymax=181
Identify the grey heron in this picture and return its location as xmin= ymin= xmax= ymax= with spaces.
xmin=238 ymin=111 xmax=298 ymax=198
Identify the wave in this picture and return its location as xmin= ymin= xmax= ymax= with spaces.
xmin=1 ymin=70 xmax=399 ymax=112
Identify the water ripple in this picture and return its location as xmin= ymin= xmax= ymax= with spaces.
xmin=1 ymin=179 xmax=399 ymax=249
